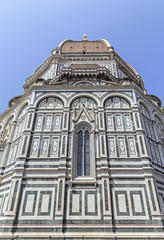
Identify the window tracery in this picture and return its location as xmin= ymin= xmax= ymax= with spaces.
xmin=139 ymin=103 xmax=162 ymax=164
xmin=71 ymin=97 xmax=97 ymax=116
xmin=105 ymin=97 xmax=130 ymax=109
xmin=38 ymin=97 xmax=63 ymax=109
xmin=104 ymin=96 xmax=139 ymax=158
xmin=77 ymin=126 xmax=90 ymax=177
xmin=14 ymin=105 xmax=28 ymax=141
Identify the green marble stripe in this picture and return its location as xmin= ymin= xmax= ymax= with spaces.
xmin=10 ymin=180 xmax=19 ymax=211
xmin=69 ymin=190 xmax=82 ymax=216
xmin=130 ymin=191 xmax=145 ymax=216
xmin=0 ymin=187 xmax=10 ymax=193
xmin=148 ymin=180 xmax=157 ymax=211
xmin=158 ymin=186 xmax=164 ymax=191
xmin=0 ymin=195 xmax=3 ymax=215
xmin=59 ymin=164 xmax=66 ymax=168
xmin=152 ymin=166 xmax=164 ymax=175
xmin=4 ymin=161 xmax=15 ymax=169
xmin=6 ymin=227 xmax=60 ymax=232
xmin=63 ymin=219 xmax=113 ymax=224
xmin=109 ymin=165 xmax=143 ymax=168
xmin=22 ymin=184 xmax=57 ymax=188
xmin=25 ymin=165 xmax=59 ymax=168
xmin=135 ymin=135 xmax=140 ymax=157
xmin=38 ymin=191 xmax=52 ymax=216
xmin=23 ymin=178 xmax=58 ymax=181
xmin=22 ymin=191 xmax=37 ymax=216
xmin=85 ymin=191 xmax=97 ymax=216
xmin=15 ymin=219 xmax=63 ymax=224
xmin=57 ymin=180 xmax=63 ymax=211
xmin=61 ymin=227 xmax=113 ymax=232
xmin=110 ymin=178 xmax=145 ymax=181
xmin=125 ymin=135 xmax=130 ymax=157
xmin=108 ymin=158 xmax=141 ymax=162
xmin=27 ymin=159 xmax=60 ymax=162
xmin=15 ymin=163 xmax=25 ymax=167
xmin=115 ymin=191 xmax=129 ymax=216
xmin=110 ymin=184 xmax=145 ymax=187
xmin=4 ymin=167 xmax=15 ymax=174
xmin=104 ymin=180 xmax=109 ymax=211
xmin=112 ymin=227 xmax=164 ymax=232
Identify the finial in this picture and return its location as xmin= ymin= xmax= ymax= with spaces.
xmin=83 ymin=34 xmax=87 ymax=41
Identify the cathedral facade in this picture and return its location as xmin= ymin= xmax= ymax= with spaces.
xmin=0 ymin=36 xmax=164 ymax=239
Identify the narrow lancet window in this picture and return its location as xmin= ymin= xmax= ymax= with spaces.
xmin=77 ymin=128 xmax=90 ymax=176
xmin=77 ymin=130 xmax=83 ymax=176
xmin=84 ymin=131 xmax=90 ymax=176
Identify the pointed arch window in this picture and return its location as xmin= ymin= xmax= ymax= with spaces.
xmin=77 ymin=126 xmax=90 ymax=177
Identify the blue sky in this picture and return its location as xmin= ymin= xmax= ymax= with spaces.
xmin=0 ymin=0 xmax=164 ymax=113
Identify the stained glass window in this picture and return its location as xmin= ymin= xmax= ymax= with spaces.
xmin=77 ymin=128 xmax=90 ymax=176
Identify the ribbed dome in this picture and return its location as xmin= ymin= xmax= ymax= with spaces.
xmin=57 ymin=38 xmax=112 ymax=53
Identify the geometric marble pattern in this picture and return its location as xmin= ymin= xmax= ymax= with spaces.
xmin=0 ymin=37 xmax=164 ymax=239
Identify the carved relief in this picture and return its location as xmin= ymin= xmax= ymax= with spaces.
xmin=56 ymin=100 xmax=62 ymax=108
xmin=72 ymin=97 xmax=97 ymax=111
xmin=31 ymin=138 xmax=39 ymax=155
xmin=54 ymin=115 xmax=61 ymax=129
xmin=105 ymin=97 xmax=130 ymax=108
xmin=39 ymin=99 xmax=46 ymax=108
xmin=41 ymin=138 xmax=49 ymax=155
xmin=128 ymin=137 xmax=136 ymax=155
xmin=122 ymin=99 xmax=129 ymax=108
xmin=18 ymin=104 xmax=28 ymax=120
xmin=51 ymin=138 xmax=58 ymax=156
xmin=35 ymin=115 xmax=43 ymax=130
xmin=107 ymin=115 xmax=113 ymax=129
xmin=116 ymin=115 xmax=123 ymax=130
xmin=114 ymin=97 xmax=119 ymax=107
xmin=108 ymin=137 xmax=116 ymax=156
xmin=45 ymin=115 xmax=52 ymax=130
xmin=118 ymin=137 xmax=126 ymax=156
xmin=125 ymin=115 xmax=132 ymax=130
xmin=38 ymin=97 xmax=63 ymax=109
xmin=47 ymin=98 xmax=54 ymax=108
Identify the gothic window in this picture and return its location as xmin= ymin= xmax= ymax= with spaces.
xmin=140 ymin=103 xmax=150 ymax=119
xmin=154 ymin=115 xmax=163 ymax=142
xmin=77 ymin=126 xmax=90 ymax=176
xmin=105 ymin=97 xmax=131 ymax=132
xmin=37 ymin=97 xmax=63 ymax=109
xmin=18 ymin=104 xmax=28 ymax=120
xmin=2 ymin=116 xmax=14 ymax=142
xmin=105 ymin=96 xmax=130 ymax=109
xmin=71 ymin=97 xmax=97 ymax=117
xmin=14 ymin=104 xmax=28 ymax=140
xmin=139 ymin=103 xmax=155 ymax=141
xmin=34 ymin=97 xmax=63 ymax=132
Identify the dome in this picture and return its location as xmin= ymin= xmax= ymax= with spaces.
xmin=57 ymin=38 xmax=112 ymax=54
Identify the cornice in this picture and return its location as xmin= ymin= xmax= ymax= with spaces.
xmin=48 ymin=66 xmax=118 ymax=85
xmin=3 ymin=84 xmax=164 ymax=118
xmin=23 ymin=43 xmax=145 ymax=94
xmin=23 ymin=55 xmax=58 ymax=92
xmin=113 ymin=51 xmax=144 ymax=90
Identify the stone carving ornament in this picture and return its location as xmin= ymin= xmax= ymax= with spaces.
xmin=129 ymin=139 xmax=135 ymax=154
xmin=119 ymin=139 xmax=126 ymax=155
xmin=32 ymin=139 xmax=39 ymax=154
xmin=42 ymin=139 xmax=48 ymax=154
xmin=52 ymin=139 xmax=58 ymax=155
xmin=109 ymin=138 xmax=115 ymax=155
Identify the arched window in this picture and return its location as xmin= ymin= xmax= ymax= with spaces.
xmin=37 ymin=97 xmax=63 ymax=109
xmin=14 ymin=104 xmax=28 ymax=140
xmin=77 ymin=126 xmax=90 ymax=177
xmin=105 ymin=96 xmax=130 ymax=109
xmin=139 ymin=103 xmax=150 ymax=119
